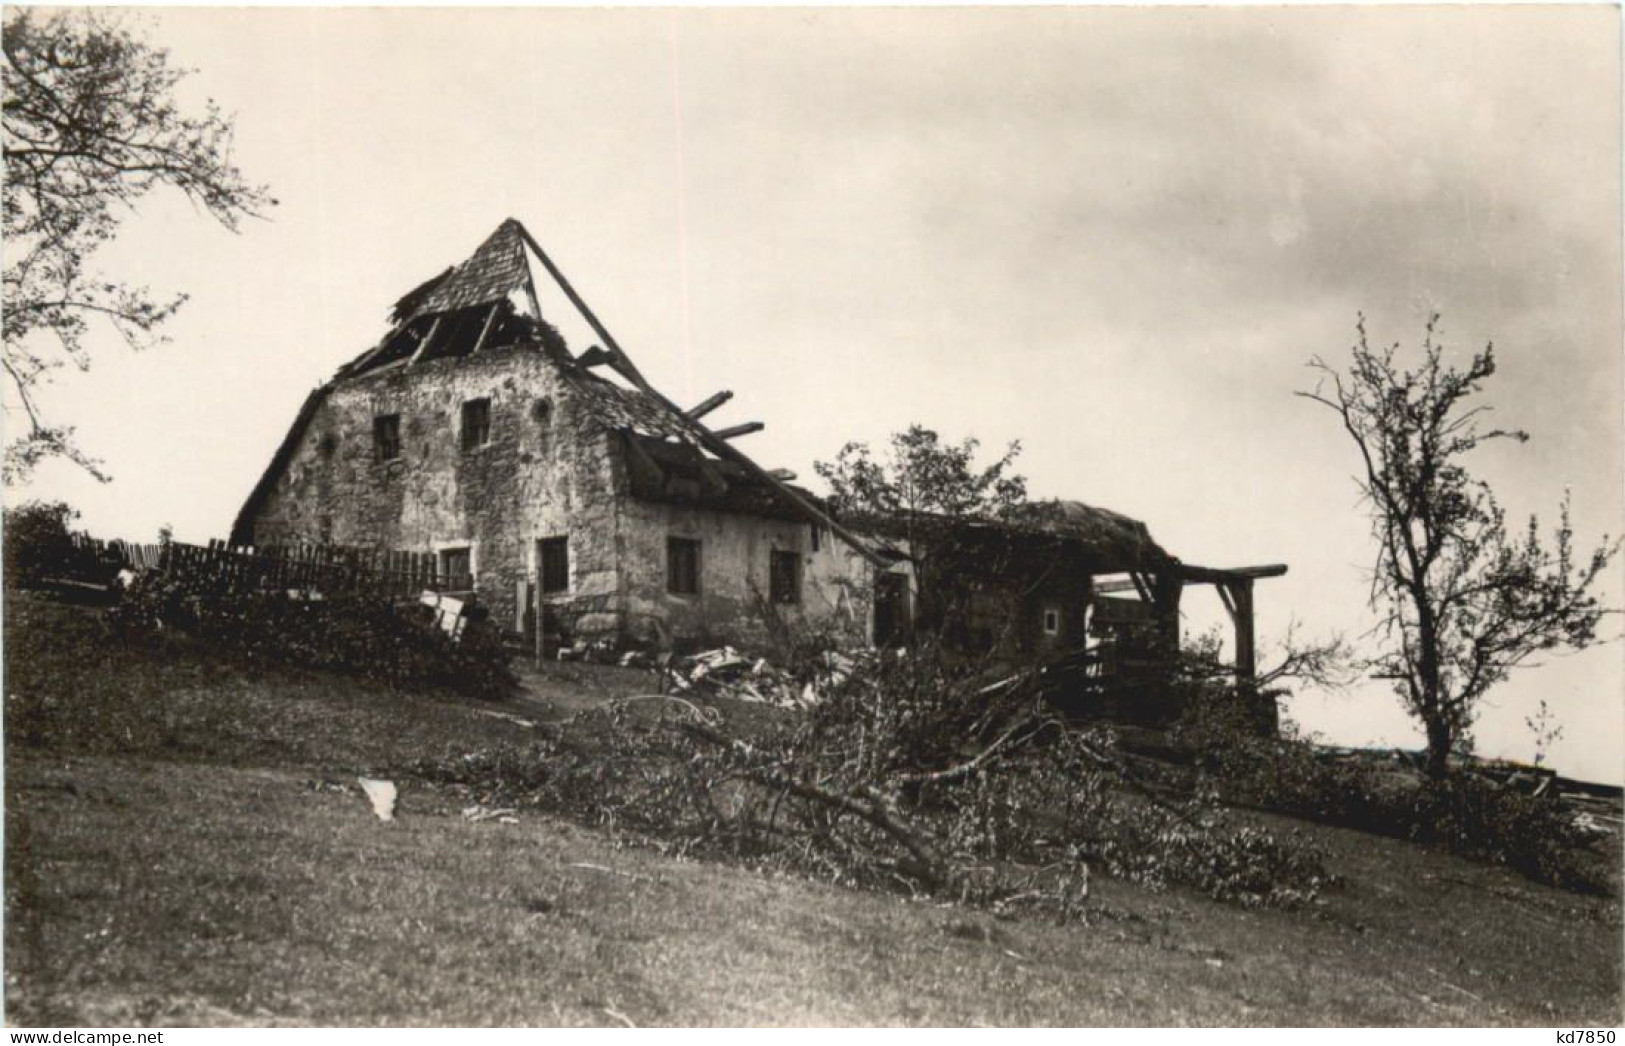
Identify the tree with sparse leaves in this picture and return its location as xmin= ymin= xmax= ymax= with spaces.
xmin=816 ymin=425 xmax=1030 ymax=643
xmin=1300 ymin=317 xmax=1616 ymax=778
xmin=3 ymin=9 xmax=271 ymax=481
xmin=815 ymin=424 xmax=1028 ymax=524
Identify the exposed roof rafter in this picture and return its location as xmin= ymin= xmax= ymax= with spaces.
xmin=510 ymin=221 xmax=888 ymax=567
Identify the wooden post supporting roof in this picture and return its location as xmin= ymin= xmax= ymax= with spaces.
xmin=1174 ymin=562 xmax=1283 ymax=687
xmin=513 ymin=223 xmax=888 ymax=568
xmin=1225 ymin=578 xmax=1256 ymax=685
xmin=1153 ymin=567 xmax=1184 ymax=652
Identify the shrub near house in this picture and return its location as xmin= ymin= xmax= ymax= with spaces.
xmin=112 ymin=569 xmax=515 ymax=699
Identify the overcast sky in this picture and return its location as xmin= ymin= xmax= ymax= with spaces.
xmin=10 ymin=6 xmax=1622 ymax=782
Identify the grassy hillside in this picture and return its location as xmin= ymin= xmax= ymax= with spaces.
xmin=4 ymin=592 xmax=1620 ymax=1026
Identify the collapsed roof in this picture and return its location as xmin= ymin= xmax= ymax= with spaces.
xmin=238 ymin=219 xmax=868 ymax=554
xmin=1009 ymin=499 xmax=1168 ymax=567
xmin=237 ymin=219 xmax=1177 ymax=576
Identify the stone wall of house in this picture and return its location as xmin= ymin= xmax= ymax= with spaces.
xmin=247 ymin=345 xmax=625 ymax=634
xmin=615 ymin=495 xmax=875 ymax=652
xmin=246 ymin=343 xmax=889 ymax=653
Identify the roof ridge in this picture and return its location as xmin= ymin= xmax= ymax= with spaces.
xmin=405 ymin=220 xmax=533 ymax=322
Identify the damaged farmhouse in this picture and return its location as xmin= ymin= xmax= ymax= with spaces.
xmin=233 ymin=219 xmax=1284 ymax=715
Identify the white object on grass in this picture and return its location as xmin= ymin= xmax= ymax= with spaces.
xmin=358 ymin=778 xmax=398 ymax=822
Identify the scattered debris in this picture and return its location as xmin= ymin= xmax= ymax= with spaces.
xmin=559 ymin=637 xmax=618 ymax=664
xmin=670 ymin=646 xmax=864 ymax=709
xmin=1571 ymin=812 xmax=1614 ymax=840
xmin=568 ymin=862 xmax=648 ymax=882
xmin=462 ymin=805 xmax=519 ymax=824
xmin=357 ymin=778 xmax=398 ymax=821
xmin=471 ymin=708 xmax=537 ymax=729
xmin=419 ymin=591 xmax=468 ymax=641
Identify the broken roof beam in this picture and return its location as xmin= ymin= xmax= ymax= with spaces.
xmin=686 ymin=390 xmax=733 ymax=420
xmin=1178 ymin=563 xmax=1288 ymax=586
xmin=470 ymin=303 xmax=500 ymax=355
xmin=692 ymin=453 xmax=730 ymax=498
xmin=621 ymin=430 xmax=667 ymax=492
xmin=713 ymin=421 xmax=764 ymax=441
xmin=513 ymin=222 xmax=887 ymax=568
xmin=344 ymin=329 xmax=399 ymax=375
xmin=407 ymin=316 xmax=444 ymax=367
xmin=575 ymin=345 xmax=614 ymax=369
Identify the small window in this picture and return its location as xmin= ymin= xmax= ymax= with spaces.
xmin=770 ymin=549 xmax=802 ymax=605
xmin=667 ymin=537 xmax=701 ymax=595
xmin=439 ymin=546 xmax=472 ymax=586
xmin=810 ymin=524 xmax=822 ymax=552
xmin=533 ymin=397 xmax=553 ymax=426
xmin=461 ymin=398 xmax=491 ymax=451
xmin=374 ymin=414 xmax=401 ymax=461
xmin=539 ymin=536 xmax=569 ymax=594
xmin=1042 ymin=607 xmax=1061 ymax=636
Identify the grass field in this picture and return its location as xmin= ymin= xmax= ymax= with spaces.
xmin=4 ymin=591 xmax=1620 ymax=1026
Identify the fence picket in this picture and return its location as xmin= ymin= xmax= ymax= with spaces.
xmin=51 ymin=531 xmax=465 ymax=604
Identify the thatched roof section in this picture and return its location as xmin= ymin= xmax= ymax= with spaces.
xmin=847 ymin=498 xmax=1168 ymax=574
xmin=1008 ymin=499 xmax=1168 ymax=566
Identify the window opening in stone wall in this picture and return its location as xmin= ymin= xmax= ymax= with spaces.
xmin=461 ymin=398 xmax=491 ymax=451
xmin=1043 ymin=607 xmax=1061 ymax=636
xmin=667 ymin=537 xmax=701 ymax=595
xmin=770 ymin=549 xmax=802 ymax=605
xmin=374 ymin=414 xmax=401 ymax=461
xmin=539 ymin=536 xmax=569 ymax=594
xmin=439 ymin=546 xmax=472 ymax=588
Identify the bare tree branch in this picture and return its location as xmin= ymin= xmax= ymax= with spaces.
xmin=3 ymin=9 xmax=274 ymax=482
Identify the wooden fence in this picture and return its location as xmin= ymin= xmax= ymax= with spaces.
xmin=65 ymin=534 xmax=475 ymax=598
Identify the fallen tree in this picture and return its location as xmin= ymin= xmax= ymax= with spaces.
xmin=415 ymin=640 xmax=1330 ymax=917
